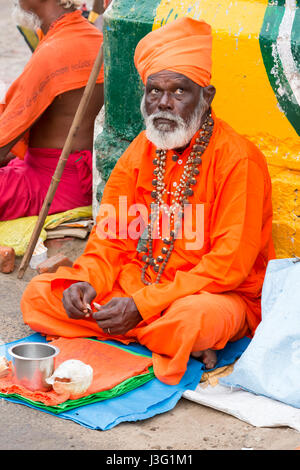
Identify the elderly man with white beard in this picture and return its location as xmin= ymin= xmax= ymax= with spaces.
xmin=21 ymin=17 xmax=275 ymax=385
xmin=0 ymin=0 xmax=104 ymax=221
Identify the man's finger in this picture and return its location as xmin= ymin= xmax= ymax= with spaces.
xmin=82 ymin=289 xmax=97 ymax=308
xmin=93 ymin=298 xmax=126 ymax=317
xmin=68 ymin=286 xmax=87 ymax=312
xmin=63 ymin=292 xmax=87 ymax=319
xmin=95 ymin=320 xmax=127 ymax=336
xmin=95 ymin=298 xmax=124 ymax=310
xmin=63 ymin=301 xmax=88 ymax=319
xmin=92 ymin=301 xmax=126 ymax=319
xmin=92 ymin=307 xmax=117 ymax=321
xmin=95 ymin=318 xmax=115 ymax=330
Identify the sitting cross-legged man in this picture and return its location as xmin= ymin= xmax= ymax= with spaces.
xmin=21 ymin=17 xmax=275 ymax=385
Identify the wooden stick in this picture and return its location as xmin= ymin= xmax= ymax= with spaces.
xmin=17 ymin=44 xmax=104 ymax=279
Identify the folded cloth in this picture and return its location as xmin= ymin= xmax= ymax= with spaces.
xmin=0 ymin=367 xmax=154 ymax=414
xmin=0 ymin=205 xmax=92 ymax=256
xmin=0 ymin=337 xmax=153 ymax=407
xmin=0 ymin=334 xmax=246 ymax=430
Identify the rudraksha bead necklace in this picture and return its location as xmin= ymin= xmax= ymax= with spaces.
xmin=141 ymin=112 xmax=214 ymax=285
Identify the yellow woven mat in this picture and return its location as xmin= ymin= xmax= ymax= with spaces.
xmin=0 ymin=206 xmax=92 ymax=256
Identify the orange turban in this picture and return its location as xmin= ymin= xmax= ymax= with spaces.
xmin=134 ymin=17 xmax=212 ymax=88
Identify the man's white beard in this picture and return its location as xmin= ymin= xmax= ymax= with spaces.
xmin=12 ymin=1 xmax=42 ymax=30
xmin=140 ymin=95 xmax=206 ymax=150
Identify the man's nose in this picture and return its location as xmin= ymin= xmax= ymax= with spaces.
xmin=158 ymin=92 xmax=173 ymax=111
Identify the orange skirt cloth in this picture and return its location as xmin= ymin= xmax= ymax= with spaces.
xmin=21 ymin=273 xmax=248 ymax=385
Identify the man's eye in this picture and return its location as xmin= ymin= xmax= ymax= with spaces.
xmin=175 ymin=88 xmax=184 ymax=95
xmin=150 ymin=88 xmax=160 ymax=95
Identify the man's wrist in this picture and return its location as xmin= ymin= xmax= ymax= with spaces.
xmin=129 ymin=298 xmax=143 ymax=324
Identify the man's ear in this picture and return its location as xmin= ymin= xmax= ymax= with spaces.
xmin=203 ymin=85 xmax=216 ymax=108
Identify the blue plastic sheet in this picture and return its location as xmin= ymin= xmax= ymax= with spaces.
xmin=1 ymin=333 xmax=249 ymax=430
xmin=221 ymin=258 xmax=300 ymax=408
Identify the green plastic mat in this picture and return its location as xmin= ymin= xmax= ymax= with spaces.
xmin=0 ymin=339 xmax=155 ymax=414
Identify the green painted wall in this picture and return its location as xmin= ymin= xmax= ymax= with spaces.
xmin=94 ymin=0 xmax=159 ymax=201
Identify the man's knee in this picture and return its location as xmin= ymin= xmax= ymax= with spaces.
xmin=163 ymin=291 xmax=247 ymax=347
xmin=165 ymin=292 xmax=218 ymax=322
xmin=21 ymin=273 xmax=60 ymax=319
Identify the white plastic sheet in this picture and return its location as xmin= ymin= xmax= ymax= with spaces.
xmin=183 ymin=384 xmax=300 ymax=432
xmin=220 ymin=258 xmax=300 ymax=408
xmin=183 ymin=258 xmax=300 ymax=431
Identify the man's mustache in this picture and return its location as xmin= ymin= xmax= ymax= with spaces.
xmin=148 ymin=111 xmax=184 ymax=128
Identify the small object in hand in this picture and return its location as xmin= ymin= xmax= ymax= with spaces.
xmin=0 ymin=356 xmax=10 ymax=378
xmin=93 ymin=302 xmax=102 ymax=310
xmin=84 ymin=303 xmax=93 ymax=317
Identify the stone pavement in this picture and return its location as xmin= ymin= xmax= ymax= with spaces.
xmin=0 ymin=237 xmax=299 ymax=450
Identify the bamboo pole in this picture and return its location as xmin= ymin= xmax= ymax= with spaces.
xmin=17 ymin=44 xmax=104 ymax=279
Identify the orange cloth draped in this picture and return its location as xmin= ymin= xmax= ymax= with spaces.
xmin=21 ymin=114 xmax=275 ymax=385
xmin=0 ymin=10 xmax=104 ymax=158
xmin=134 ymin=17 xmax=212 ymax=87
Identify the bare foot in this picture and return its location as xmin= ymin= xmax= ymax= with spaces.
xmin=191 ymin=349 xmax=217 ymax=369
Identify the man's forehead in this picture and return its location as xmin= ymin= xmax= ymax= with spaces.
xmin=147 ymin=70 xmax=194 ymax=86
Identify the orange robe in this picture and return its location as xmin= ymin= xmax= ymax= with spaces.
xmin=21 ymin=114 xmax=275 ymax=384
xmin=0 ymin=10 xmax=104 ymax=159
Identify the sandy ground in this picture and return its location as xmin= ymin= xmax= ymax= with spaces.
xmin=0 ymin=0 xmax=299 ymax=452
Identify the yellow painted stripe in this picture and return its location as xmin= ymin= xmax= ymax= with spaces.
xmin=153 ymin=0 xmax=299 ymax=170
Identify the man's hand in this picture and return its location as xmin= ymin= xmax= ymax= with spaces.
xmin=62 ymin=281 xmax=96 ymax=319
xmin=92 ymin=297 xmax=142 ymax=335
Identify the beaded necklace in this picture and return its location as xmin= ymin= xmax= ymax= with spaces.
xmin=139 ymin=112 xmax=214 ymax=285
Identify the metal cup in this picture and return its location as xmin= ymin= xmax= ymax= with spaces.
xmin=8 ymin=342 xmax=60 ymax=392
